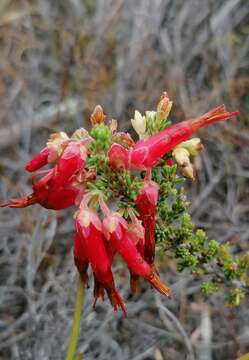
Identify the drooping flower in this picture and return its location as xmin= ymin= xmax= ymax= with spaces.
xmin=2 ymin=140 xmax=88 ymax=210
xmin=126 ymin=208 xmax=145 ymax=293
xmin=73 ymin=231 xmax=89 ymax=284
xmin=100 ymin=198 xmax=171 ymax=298
xmin=74 ymin=202 xmax=126 ymax=315
xmin=136 ymin=175 xmax=159 ymax=266
xmin=1 ymin=169 xmax=82 ymax=210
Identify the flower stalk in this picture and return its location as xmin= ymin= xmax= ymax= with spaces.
xmin=65 ymin=277 xmax=85 ymax=360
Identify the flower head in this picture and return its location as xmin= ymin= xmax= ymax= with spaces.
xmin=1 ymin=93 xmax=240 ymax=315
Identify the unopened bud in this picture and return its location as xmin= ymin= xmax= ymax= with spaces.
xmin=181 ymin=164 xmax=196 ymax=181
xmin=145 ymin=111 xmax=156 ymax=123
xmin=156 ymin=92 xmax=173 ymax=122
xmin=131 ymin=110 xmax=147 ymax=138
xmin=179 ymin=138 xmax=204 ymax=156
xmin=90 ymin=105 xmax=105 ymax=125
xmin=172 ymin=147 xmax=190 ymax=167
xmin=165 ymin=159 xmax=174 ymax=167
xmin=172 ymin=146 xmax=196 ymax=180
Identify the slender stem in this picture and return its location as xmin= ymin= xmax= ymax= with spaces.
xmin=65 ymin=277 xmax=84 ymax=360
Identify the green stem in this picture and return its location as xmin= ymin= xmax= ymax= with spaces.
xmin=65 ymin=277 xmax=84 ymax=360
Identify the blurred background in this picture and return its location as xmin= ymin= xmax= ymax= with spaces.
xmin=0 ymin=1 xmax=248 ymax=359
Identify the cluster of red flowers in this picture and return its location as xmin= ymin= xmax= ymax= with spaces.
xmin=1 ymin=93 xmax=238 ymax=315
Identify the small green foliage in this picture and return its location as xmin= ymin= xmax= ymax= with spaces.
xmin=86 ymin=176 xmax=112 ymax=201
xmin=226 ymin=288 xmax=245 ymax=306
xmin=201 ymin=281 xmax=220 ymax=295
xmin=86 ymin=130 xmax=142 ymax=206
xmin=86 ymin=153 xmax=108 ymax=173
xmin=110 ymin=171 xmax=142 ymax=202
xmin=156 ymin=165 xmax=188 ymax=226
xmin=89 ymin=124 xmax=112 ymax=151
xmin=146 ymin=111 xmax=171 ymax=135
xmin=153 ymin=163 xmax=248 ymax=305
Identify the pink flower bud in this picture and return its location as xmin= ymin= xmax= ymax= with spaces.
xmin=107 ymin=143 xmax=129 ymax=171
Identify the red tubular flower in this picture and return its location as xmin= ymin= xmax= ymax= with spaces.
xmin=74 ymin=206 xmax=127 ymax=315
xmin=1 ymin=168 xmax=82 ymax=210
xmin=1 ymin=141 xmax=87 ymax=210
xmin=129 ymin=106 xmax=239 ymax=169
xmin=25 ymin=147 xmax=51 ymax=172
xmin=51 ymin=141 xmax=87 ymax=188
xmin=136 ymin=179 xmax=159 ymax=266
xmin=100 ymin=199 xmax=171 ymax=298
xmin=25 ymin=132 xmax=70 ymax=172
xmin=73 ymin=231 xmax=89 ymax=284
xmin=126 ymin=209 xmax=145 ymax=294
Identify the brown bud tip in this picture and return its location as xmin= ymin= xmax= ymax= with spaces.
xmin=90 ymin=105 xmax=105 ymax=125
xmin=146 ymin=271 xmax=171 ymax=298
xmin=159 ymin=91 xmax=169 ymax=101
xmin=181 ymin=164 xmax=196 ymax=181
xmin=109 ymin=119 xmax=118 ymax=133
xmin=157 ymin=92 xmax=170 ymax=112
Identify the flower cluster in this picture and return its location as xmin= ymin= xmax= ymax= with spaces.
xmin=2 ymin=92 xmax=244 ymax=314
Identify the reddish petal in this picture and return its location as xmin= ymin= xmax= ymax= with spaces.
xmin=130 ymin=106 xmax=238 ymax=169
xmin=52 ymin=142 xmax=86 ymax=188
xmin=105 ymin=287 xmax=127 ymax=317
xmin=38 ymin=184 xmax=79 ymax=210
xmin=136 ymin=181 xmax=158 ymax=264
xmin=25 ymin=147 xmax=50 ymax=172
xmin=93 ymin=277 xmax=105 ymax=308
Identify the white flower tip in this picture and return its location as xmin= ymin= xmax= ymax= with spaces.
xmin=131 ymin=110 xmax=146 ymax=138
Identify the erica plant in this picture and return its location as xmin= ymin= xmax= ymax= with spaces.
xmin=1 ymin=92 xmax=248 ymax=357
